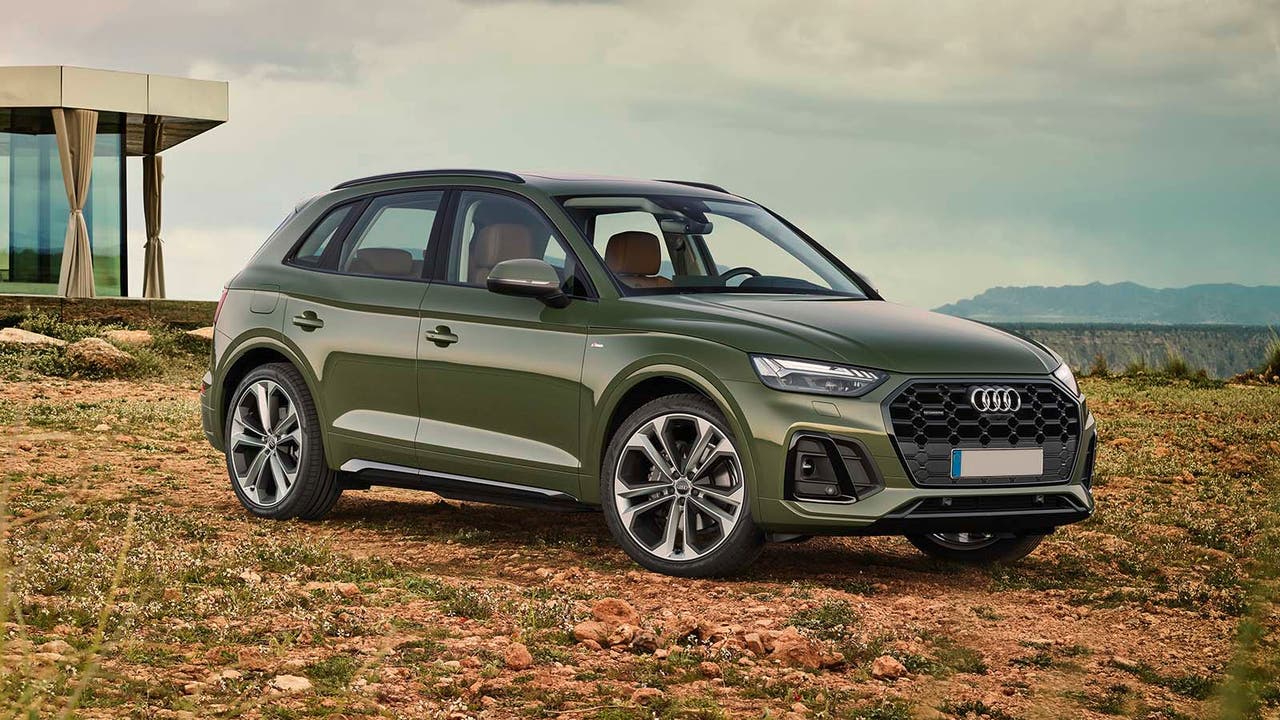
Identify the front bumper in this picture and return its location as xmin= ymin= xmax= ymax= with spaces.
xmin=728 ymin=376 xmax=1097 ymax=536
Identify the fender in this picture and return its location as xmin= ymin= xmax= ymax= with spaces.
xmin=587 ymin=355 xmax=760 ymax=518
xmin=214 ymin=330 xmax=333 ymax=465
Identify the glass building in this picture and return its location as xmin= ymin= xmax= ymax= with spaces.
xmin=0 ymin=66 xmax=227 ymax=298
xmin=1 ymin=109 xmax=125 ymax=295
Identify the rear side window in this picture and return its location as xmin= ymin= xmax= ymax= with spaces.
xmin=336 ymin=191 xmax=445 ymax=280
xmin=290 ymin=204 xmax=353 ymax=267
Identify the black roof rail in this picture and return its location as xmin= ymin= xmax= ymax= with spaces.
xmin=655 ymin=179 xmax=731 ymax=194
xmin=333 ymin=169 xmax=525 ymax=190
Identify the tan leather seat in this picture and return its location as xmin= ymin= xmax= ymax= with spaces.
xmin=468 ymin=223 xmax=535 ymax=285
xmin=605 ymin=231 xmax=671 ymax=288
xmin=347 ymin=247 xmax=414 ymax=277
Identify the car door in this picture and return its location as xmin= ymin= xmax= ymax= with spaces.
xmin=415 ymin=189 xmax=594 ymax=496
xmin=282 ymin=189 xmax=444 ymax=470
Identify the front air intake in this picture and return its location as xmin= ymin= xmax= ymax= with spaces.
xmin=1081 ymin=436 xmax=1097 ymax=489
xmin=786 ymin=434 xmax=883 ymax=503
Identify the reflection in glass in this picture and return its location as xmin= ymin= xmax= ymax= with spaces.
xmin=0 ymin=110 xmax=125 ymax=295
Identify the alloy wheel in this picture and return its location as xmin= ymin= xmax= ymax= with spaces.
xmin=612 ymin=413 xmax=745 ymax=562
xmin=928 ymin=532 xmax=999 ymax=551
xmin=229 ymin=379 xmax=303 ymax=508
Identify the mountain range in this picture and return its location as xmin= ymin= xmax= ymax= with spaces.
xmin=934 ymin=282 xmax=1280 ymax=326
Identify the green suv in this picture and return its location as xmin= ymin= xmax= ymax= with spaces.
xmin=201 ymin=170 xmax=1096 ymax=577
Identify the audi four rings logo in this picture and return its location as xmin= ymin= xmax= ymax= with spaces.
xmin=969 ymin=386 xmax=1022 ymax=413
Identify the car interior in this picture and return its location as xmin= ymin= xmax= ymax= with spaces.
xmin=603 ymin=231 xmax=672 ymax=288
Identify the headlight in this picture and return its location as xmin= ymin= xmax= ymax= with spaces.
xmin=751 ymin=355 xmax=888 ymax=398
xmin=1052 ymin=362 xmax=1080 ymax=397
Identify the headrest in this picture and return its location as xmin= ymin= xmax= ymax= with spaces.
xmin=605 ymin=231 xmax=661 ymax=276
xmin=470 ymin=224 xmax=535 ymax=267
xmin=350 ymin=247 xmax=413 ymax=277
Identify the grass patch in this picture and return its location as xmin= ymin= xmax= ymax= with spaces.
xmin=938 ymin=700 xmax=1019 ymax=720
xmin=1109 ymin=659 xmax=1218 ymax=700
xmin=304 ymin=654 xmax=359 ymax=694
xmin=401 ymin=576 xmax=497 ymax=619
xmin=788 ymin=599 xmax=858 ymax=641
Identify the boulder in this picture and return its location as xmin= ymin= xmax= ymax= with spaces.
xmin=666 ymin=613 xmax=700 ymax=642
xmin=591 ymin=598 xmax=640 ymax=626
xmin=268 ymin=674 xmax=312 ymax=693
xmin=629 ymin=628 xmax=660 ymax=653
xmin=572 ymin=620 xmax=612 ymax=645
xmin=102 ymin=329 xmax=153 ymax=345
xmin=187 ymin=326 xmax=215 ymax=341
xmin=631 ymin=687 xmax=663 ymax=705
xmin=697 ymin=621 xmax=731 ymax=644
xmin=768 ymin=627 xmax=843 ymax=670
xmin=504 ymin=642 xmax=534 ymax=670
xmin=608 ymin=623 xmax=637 ymax=647
xmin=870 ymin=654 xmax=908 ymax=680
xmin=0 ymin=327 xmax=65 ymax=347
xmin=66 ymin=337 xmax=134 ymax=373
xmin=575 ymin=599 xmax=657 ymax=650
xmin=38 ymin=640 xmax=73 ymax=655
xmin=206 ymin=668 xmax=243 ymax=684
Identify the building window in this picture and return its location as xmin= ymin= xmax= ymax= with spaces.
xmin=0 ymin=109 xmax=126 ymax=295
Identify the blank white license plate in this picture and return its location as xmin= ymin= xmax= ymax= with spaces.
xmin=950 ymin=448 xmax=1044 ymax=478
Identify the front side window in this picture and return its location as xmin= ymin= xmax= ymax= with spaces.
xmin=443 ymin=190 xmax=590 ymax=296
xmin=560 ymin=195 xmax=865 ymax=297
xmin=337 ymin=191 xmax=443 ymax=279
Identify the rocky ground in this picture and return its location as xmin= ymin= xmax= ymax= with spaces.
xmin=1 ymin=339 xmax=1278 ymax=719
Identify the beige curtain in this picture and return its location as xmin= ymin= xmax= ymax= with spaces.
xmin=52 ymin=108 xmax=98 ymax=298
xmin=143 ymin=154 xmax=165 ymax=298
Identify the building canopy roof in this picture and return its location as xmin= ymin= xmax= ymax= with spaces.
xmin=0 ymin=65 xmax=227 ymax=155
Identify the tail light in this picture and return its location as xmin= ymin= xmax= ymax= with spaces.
xmin=213 ymin=287 xmax=228 ymax=327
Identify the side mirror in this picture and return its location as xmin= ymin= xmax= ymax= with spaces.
xmin=486 ymin=259 xmax=570 ymax=308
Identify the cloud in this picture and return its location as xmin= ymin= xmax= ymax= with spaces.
xmin=6 ymin=0 xmax=1279 ymax=303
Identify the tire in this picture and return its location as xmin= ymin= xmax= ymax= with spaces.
xmin=601 ymin=393 xmax=764 ymax=577
xmin=224 ymin=362 xmax=341 ymax=521
xmin=906 ymin=533 xmax=1045 ymax=564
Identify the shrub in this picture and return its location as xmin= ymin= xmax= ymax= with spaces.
xmin=1229 ymin=330 xmax=1280 ymax=385
xmin=1122 ymin=357 xmax=1150 ymax=376
xmin=1087 ymin=353 xmax=1110 ymax=377
xmin=1262 ymin=331 xmax=1280 ymax=375
xmin=1160 ymin=347 xmax=1204 ymax=380
xmin=3 ymin=311 xmax=209 ymax=382
xmin=18 ymin=312 xmax=123 ymax=343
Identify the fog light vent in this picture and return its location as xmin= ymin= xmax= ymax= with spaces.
xmin=1081 ymin=436 xmax=1097 ymax=489
xmin=786 ymin=434 xmax=884 ymax=503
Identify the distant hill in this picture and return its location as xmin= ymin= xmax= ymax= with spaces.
xmin=935 ymin=282 xmax=1280 ymax=326
xmin=999 ymin=323 xmax=1275 ymax=378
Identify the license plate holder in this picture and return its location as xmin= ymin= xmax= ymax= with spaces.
xmin=950 ymin=448 xmax=1044 ymax=479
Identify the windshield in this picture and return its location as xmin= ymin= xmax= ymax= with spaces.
xmin=559 ymin=195 xmax=867 ymax=297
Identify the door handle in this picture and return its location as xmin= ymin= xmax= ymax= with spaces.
xmin=425 ymin=325 xmax=459 ymax=347
xmin=291 ymin=311 xmax=325 ymax=331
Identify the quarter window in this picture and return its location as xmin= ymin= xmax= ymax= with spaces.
xmin=337 ymin=191 xmax=443 ymax=279
xmin=290 ymin=204 xmax=353 ymax=268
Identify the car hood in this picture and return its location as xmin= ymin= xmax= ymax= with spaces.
xmin=627 ymin=295 xmax=1059 ymax=375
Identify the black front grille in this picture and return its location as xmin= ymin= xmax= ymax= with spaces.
xmin=886 ymin=380 xmax=1081 ymax=487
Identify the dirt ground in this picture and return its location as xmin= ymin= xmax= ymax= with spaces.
xmin=2 ymin=370 xmax=1278 ymax=719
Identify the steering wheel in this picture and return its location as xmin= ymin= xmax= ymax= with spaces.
xmin=719 ymin=266 xmax=762 ymax=285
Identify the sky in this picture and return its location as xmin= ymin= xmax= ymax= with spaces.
xmin=3 ymin=0 xmax=1278 ymax=308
